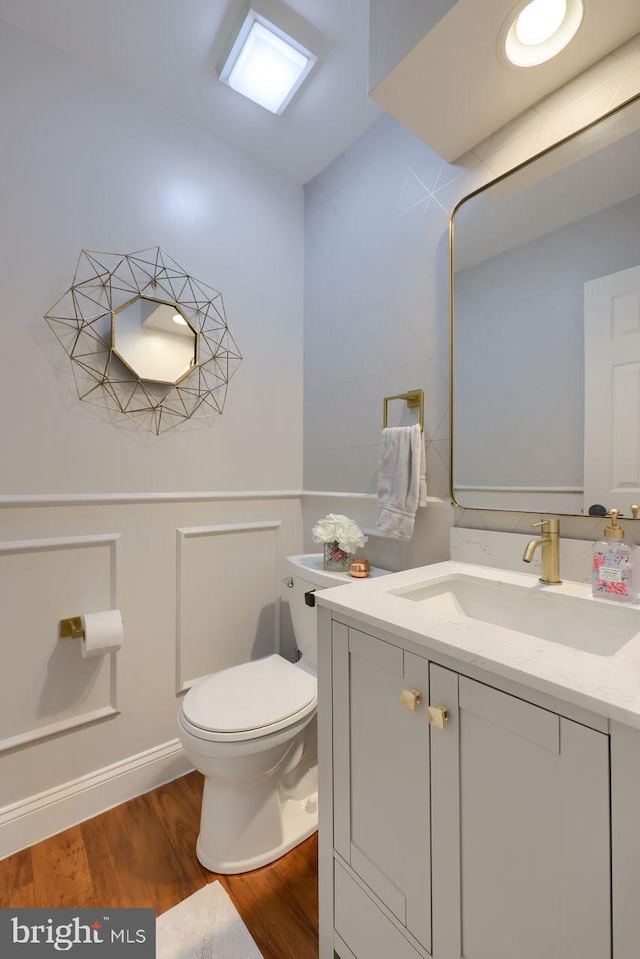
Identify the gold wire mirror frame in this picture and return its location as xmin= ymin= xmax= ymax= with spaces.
xmin=44 ymin=247 xmax=242 ymax=435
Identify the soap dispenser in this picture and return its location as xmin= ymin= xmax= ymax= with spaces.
xmin=592 ymin=509 xmax=637 ymax=602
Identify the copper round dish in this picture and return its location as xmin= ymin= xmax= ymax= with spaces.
xmin=349 ymin=559 xmax=370 ymax=578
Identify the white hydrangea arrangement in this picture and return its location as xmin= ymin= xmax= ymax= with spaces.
xmin=311 ymin=513 xmax=368 ymax=556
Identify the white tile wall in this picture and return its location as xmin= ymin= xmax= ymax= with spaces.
xmin=304 ymin=114 xmax=454 ymax=498
xmin=304 ymin=30 xmax=640 ymax=545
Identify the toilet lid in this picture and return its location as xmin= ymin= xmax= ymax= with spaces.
xmin=182 ymin=655 xmax=317 ymax=734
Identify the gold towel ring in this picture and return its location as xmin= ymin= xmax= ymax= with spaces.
xmin=382 ymin=389 xmax=424 ymax=432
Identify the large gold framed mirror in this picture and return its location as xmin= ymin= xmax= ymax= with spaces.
xmin=45 ymin=247 xmax=241 ymax=435
xmin=450 ymin=93 xmax=640 ymax=517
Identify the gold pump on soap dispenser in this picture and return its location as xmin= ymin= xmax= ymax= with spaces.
xmin=592 ymin=509 xmax=637 ymax=602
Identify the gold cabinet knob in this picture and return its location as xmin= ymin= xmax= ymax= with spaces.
xmin=427 ymin=705 xmax=449 ymax=730
xmin=401 ymin=689 xmax=422 ymax=711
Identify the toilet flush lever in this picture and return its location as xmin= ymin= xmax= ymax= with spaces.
xmin=285 ymin=577 xmax=294 ymax=588
xmin=304 ymin=590 xmax=316 ymax=608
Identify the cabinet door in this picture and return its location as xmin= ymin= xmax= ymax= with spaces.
xmin=430 ymin=664 xmax=611 ymax=959
xmin=333 ymin=625 xmax=431 ymax=952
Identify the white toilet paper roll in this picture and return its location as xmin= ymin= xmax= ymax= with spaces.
xmin=81 ymin=610 xmax=124 ymax=658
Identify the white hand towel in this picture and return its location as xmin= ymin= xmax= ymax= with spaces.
xmin=418 ymin=427 xmax=427 ymax=508
xmin=375 ymin=424 xmax=426 ymax=540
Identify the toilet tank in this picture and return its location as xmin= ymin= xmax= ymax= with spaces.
xmin=284 ymin=554 xmax=390 ymax=671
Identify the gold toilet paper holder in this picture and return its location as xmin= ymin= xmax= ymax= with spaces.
xmin=59 ymin=616 xmax=84 ymax=639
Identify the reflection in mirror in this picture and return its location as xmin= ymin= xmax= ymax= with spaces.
xmin=451 ymin=95 xmax=640 ymax=517
xmin=112 ymin=296 xmax=198 ymax=385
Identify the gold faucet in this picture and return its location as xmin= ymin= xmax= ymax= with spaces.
xmin=522 ymin=518 xmax=562 ymax=584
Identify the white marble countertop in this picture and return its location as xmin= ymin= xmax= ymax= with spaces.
xmin=316 ymin=560 xmax=640 ymax=729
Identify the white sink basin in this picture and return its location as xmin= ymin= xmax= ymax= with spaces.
xmin=389 ymin=573 xmax=639 ymax=657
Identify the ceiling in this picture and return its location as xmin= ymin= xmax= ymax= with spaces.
xmin=372 ymin=0 xmax=640 ymax=162
xmin=4 ymin=1 xmax=640 ymax=186
xmin=0 ymin=0 xmax=383 ymax=184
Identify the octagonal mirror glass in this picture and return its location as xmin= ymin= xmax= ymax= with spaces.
xmin=112 ymin=296 xmax=198 ymax=385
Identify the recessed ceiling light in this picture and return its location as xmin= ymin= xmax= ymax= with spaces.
xmin=218 ymin=8 xmax=317 ymax=115
xmin=502 ymin=0 xmax=584 ymax=67
xmin=173 ymin=313 xmax=188 ymax=326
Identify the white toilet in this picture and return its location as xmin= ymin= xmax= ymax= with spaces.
xmin=177 ymin=552 xmax=388 ymax=874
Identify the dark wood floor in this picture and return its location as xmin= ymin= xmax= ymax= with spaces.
xmin=0 ymin=771 xmax=319 ymax=959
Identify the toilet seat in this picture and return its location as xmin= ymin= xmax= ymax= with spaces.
xmin=181 ymin=654 xmax=317 ymax=743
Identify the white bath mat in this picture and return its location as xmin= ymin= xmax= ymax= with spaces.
xmin=156 ymin=881 xmax=263 ymax=959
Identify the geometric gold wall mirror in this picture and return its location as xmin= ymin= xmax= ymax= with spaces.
xmin=44 ymin=246 xmax=242 ymax=435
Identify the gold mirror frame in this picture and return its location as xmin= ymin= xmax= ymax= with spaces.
xmin=45 ymin=247 xmax=242 ymax=435
xmin=449 ymin=92 xmax=640 ymax=515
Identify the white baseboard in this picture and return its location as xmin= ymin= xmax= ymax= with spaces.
xmin=0 ymin=739 xmax=193 ymax=861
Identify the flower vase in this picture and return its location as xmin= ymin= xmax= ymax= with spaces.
xmin=323 ymin=541 xmax=353 ymax=572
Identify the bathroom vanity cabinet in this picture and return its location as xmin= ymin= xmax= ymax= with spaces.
xmin=317 ymin=589 xmax=640 ymax=959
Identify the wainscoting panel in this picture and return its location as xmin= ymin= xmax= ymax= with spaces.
xmin=176 ymin=521 xmax=282 ymax=692
xmin=0 ymin=496 xmax=301 ymax=854
xmin=0 ymin=534 xmax=120 ymax=754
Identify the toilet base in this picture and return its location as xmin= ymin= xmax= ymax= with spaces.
xmin=196 ymin=788 xmax=318 ymax=874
